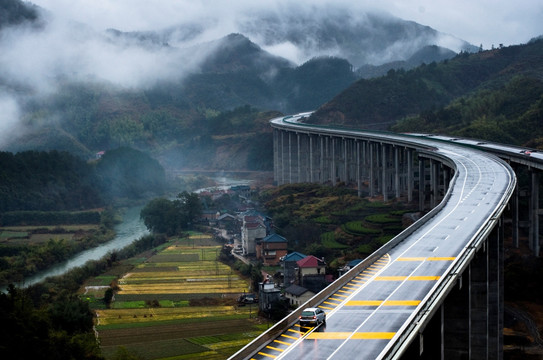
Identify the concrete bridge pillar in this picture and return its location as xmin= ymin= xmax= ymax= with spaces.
xmin=370 ymin=142 xmax=376 ymax=197
xmin=394 ymin=146 xmax=400 ymax=199
xmin=382 ymin=144 xmax=388 ymax=201
xmin=331 ymin=137 xmax=336 ymax=185
xmin=430 ymin=160 xmax=438 ymax=208
xmin=512 ymin=183 xmax=519 ymax=248
xmin=407 ymin=149 xmax=414 ymax=203
xmin=529 ymin=170 xmax=540 ymax=256
xmin=357 ymin=140 xmax=362 ymax=197
xmin=342 ymin=138 xmax=348 ymax=183
xmin=419 ymin=157 xmax=426 ymax=211
xmin=319 ymin=136 xmax=325 ymax=183
xmin=488 ymin=218 xmax=504 ymax=359
xmin=471 ymin=241 xmax=489 ymax=359
xmin=309 ymin=134 xmax=314 ymax=182
xmin=288 ymin=132 xmax=293 ymax=184
xmin=280 ymin=130 xmax=286 ymax=185
xmin=443 ymin=270 xmax=470 ymax=358
xmin=296 ymin=133 xmax=301 ymax=183
xmin=273 ymin=129 xmax=279 ymax=185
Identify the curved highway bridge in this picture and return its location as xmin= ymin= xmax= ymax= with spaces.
xmin=230 ymin=114 xmax=542 ymax=360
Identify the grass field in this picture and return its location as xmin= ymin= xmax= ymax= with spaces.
xmin=0 ymin=224 xmax=99 ymax=245
xmin=95 ymin=233 xmax=262 ymax=360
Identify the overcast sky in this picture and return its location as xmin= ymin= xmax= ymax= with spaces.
xmin=31 ymin=0 xmax=543 ymax=49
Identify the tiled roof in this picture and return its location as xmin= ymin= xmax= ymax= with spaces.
xmin=297 ymin=255 xmax=325 ymax=268
xmin=261 ymin=233 xmax=287 ymax=243
xmin=285 ymin=284 xmax=312 ymax=297
xmin=282 ymin=252 xmax=306 ymax=262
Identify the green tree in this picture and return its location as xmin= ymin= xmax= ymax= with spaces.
xmin=140 ymin=198 xmax=179 ymax=235
xmin=95 ymin=147 xmax=166 ymax=199
xmin=175 ymin=191 xmax=202 ymax=229
xmin=103 ymin=288 xmax=114 ymax=308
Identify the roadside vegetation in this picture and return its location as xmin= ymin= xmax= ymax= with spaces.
xmin=259 ymin=183 xmax=418 ymax=271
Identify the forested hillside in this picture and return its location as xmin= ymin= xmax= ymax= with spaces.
xmin=310 ymin=38 xmax=543 ymax=148
xmin=0 ymin=151 xmax=103 ymax=212
xmin=0 ymin=148 xmax=165 ymax=213
xmin=1 ymin=0 xmax=482 ymax=172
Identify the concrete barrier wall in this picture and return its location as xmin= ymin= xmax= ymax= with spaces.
xmin=228 ymin=144 xmax=460 ymax=360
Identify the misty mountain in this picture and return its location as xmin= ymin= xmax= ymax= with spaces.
xmin=237 ymin=6 xmax=477 ymax=67
xmin=198 ymin=33 xmax=294 ymax=73
xmin=308 ymin=39 xmax=543 ymax=148
xmin=0 ymin=0 xmax=489 ymax=172
xmin=357 ymin=45 xmax=458 ymax=79
xmin=99 ymin=4 xmax=473 ymax=72
xmin=0 ymin=0 xmax=40 ymax=29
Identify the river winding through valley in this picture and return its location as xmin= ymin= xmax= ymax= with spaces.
xmin=22 ymin=176 xmax=253 ymax=287
xmin=23 ymin=206 xmax=148 ymax=287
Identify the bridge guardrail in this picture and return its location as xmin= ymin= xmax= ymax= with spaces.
xmin=229 ymin=127 xmax=462 ymax=360
xmin=378 ymin=152 xmax=517 ymax=359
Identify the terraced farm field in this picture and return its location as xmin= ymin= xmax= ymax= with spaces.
xmin=96 ymin=235 xmax=264 ymax=360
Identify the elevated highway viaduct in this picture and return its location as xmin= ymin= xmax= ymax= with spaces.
xmin=229 ymin=113 xmax=541 ymax=360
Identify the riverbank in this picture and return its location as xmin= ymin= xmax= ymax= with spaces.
xmin=0 ymin=206 xmax=149 ymax=289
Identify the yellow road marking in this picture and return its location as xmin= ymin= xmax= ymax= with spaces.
xmin=343 ymin=286 xmax=357 ymax=290
xmin=334 ymin=294 xmax=348 ymax=298
xmin=346 ymin=300 xmax=420 ymax=306
xmin=328 ymin=297 xmax=342 ymax=301
xmin=266 ymin=346 xmax=284 ymax=352
xmin=384 ymin=300 xmax=421 ymax=306
xmin=288 ymin=329 xmax=304 ymax=335
xmin=274 ymin=339 xmax=291 ymax=346
xmin=346 ymin=300 xmax=382 ymax=306
xmin=319 ymin=305 xmax=334 ymax=310
xmin=281 ymin=334 xmax=298 ymax=340
xmin=357 ymin=275 xmax=371 ymax=279
xmin=375 ymin=276 xmax=407 ymax=281
xmin=410 ymin=276 xmax=440 ymax=281
xmin=351 ymin=332 xmax=395 ymax=339
xmin=397 ymin=257 xmax=426 ymax=261
xmin=375 ymin=276 xmax=440 ymax=281
xmin=324 ymin=301 xmax=337 ymax=306
xmin=397 ymin=257 xmax=455 ymax=261
xmin=306 ymin=332 xmax=396 ymax=340
xmin=258 ymin=351 xmax=277 ymax=358
xmin=339 ymin=290 xmax=353 ymax=294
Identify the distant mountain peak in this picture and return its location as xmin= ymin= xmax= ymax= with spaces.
xmin=236 ymin=7 xmax=476 ymax=67
xmin=199 ymin=33 xmax=293 ymax=74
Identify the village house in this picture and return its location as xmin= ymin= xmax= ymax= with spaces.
xmin=240 ymin=215 xmax=266 ymax=256
xmin=255 ymin=233 xmax=288 ymax=266
xmin=295 ymin=255 xmax=329 ymax=293
xmin=281 ymin=252 xmax=306 ymax=287
xmin=258 ymin=282 xmax=281 ymax=313
xmin=217 ymin=213 xmax=237 ymax=230
xmin=296 ymin=255 xmax=326 ymax=277
xmin=284 ymin=284 xmax=315 ymax=307
xmin=200 ymin=209 xmax=220 ymax=223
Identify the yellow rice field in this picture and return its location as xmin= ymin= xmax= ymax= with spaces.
xmin=96 ymin=234 xmax=260 ymax=359
xmin=96 ymin=305 xmax=252 ymax=326
xmin=116 ymin=243 xmax=249 ymax=295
